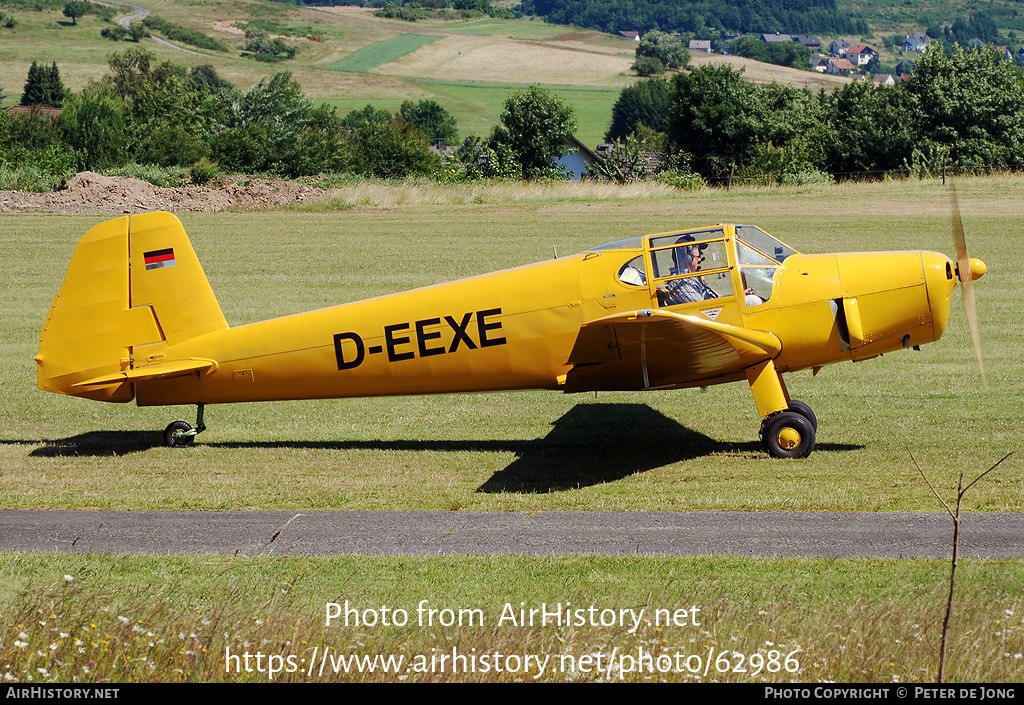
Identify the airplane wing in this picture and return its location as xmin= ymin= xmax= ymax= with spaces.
xmin=70 ymin=358 xmax=217 ymax=389
xmin=564 ymin=309 xmax=781 ymax=392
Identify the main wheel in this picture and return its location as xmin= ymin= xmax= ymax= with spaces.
xmin=787 ymin=399 xmax=818 ymax=431
xmin=164 ymin=420 xmax=195 ymax=448
xmin=763 ymin=411 xmax=815 ymax=459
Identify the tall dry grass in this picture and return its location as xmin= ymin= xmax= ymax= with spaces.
xmin=2 ymin=561 xmax=1021 ymax=682
xmin=300 ymin=178 xmax=687 ymax=210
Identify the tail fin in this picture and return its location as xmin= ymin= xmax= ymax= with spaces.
xmin=36 ymin=211 xmax=227 ymax=402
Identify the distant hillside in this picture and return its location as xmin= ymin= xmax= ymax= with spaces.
xmin=521 ymin=0 xmax=1024 ymax=43
xmin=834 ymin=0 xmax=1024 ymax=37
xmin=521 ymin=0 xmax=868 ymax=36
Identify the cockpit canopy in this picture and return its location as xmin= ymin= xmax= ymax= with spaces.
xmin=600 ymin=225 xmax=798 ymax=307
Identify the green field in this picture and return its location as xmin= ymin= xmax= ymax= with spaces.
xmin=422 ymin=17 xmax=589 ymax=39
xmin=2 ymin=174 xmax=1022 ymax=684
xmin=835 ymin=0 xmax=1024 ymax=35
xmin=409 ymin=79 xmax=621 ymax=145
xmin=0 ymin=3 xmax=637 ymax=149
xmin=2 ymin=177 xmax=1020 ymax=512
xmin=314 ymin=81 xmax=617 ymax=149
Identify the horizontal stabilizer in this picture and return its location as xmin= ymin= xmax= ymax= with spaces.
xmin=71 ymin=358 xmax=217 ymax=389
xmin=565 ymin=309 xmax=781 ymax=392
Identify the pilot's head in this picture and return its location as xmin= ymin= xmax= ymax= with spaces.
xmin=674 ymin=235 xmax=707 ymax=273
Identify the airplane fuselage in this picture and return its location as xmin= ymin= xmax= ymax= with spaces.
xmin=133 ymin=254 xmax=615 ymax=405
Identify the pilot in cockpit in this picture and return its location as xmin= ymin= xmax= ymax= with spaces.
xmin=663 ymin=235 xmax=718 ymax=305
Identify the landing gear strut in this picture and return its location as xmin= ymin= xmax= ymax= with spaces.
xmin=746 ymin=360 xmax=818 ymax=458
xmin=163 ymin=403 xmax=207 ymax=448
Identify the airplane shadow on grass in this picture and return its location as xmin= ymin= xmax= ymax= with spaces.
xmin=21 ymin=404 xmax=861 ymax=493
xmin=474 ymin=404 xmax=859 ymax=493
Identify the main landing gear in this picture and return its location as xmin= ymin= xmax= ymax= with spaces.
xmin=163 ymin=403 xmax=207 ymax=448
xmin=759 ymin=401 xmax=817 ymax=459
xmin=746 ymin=359 xmax=817 ymax=459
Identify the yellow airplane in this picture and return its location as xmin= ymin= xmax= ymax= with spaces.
xmin=36 ymin=209 xmax=986 ymax=458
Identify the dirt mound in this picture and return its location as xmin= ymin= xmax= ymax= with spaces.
xmin=0 ymin=172 xmax=326 ymax=214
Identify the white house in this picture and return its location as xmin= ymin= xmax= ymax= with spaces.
xmin=555 ymin=136 xmax=602 ymax=180
xmin=846 ymin=44 xmax=878 ymax=66
xmin=903 ymin=34 xmax=932 ymax=53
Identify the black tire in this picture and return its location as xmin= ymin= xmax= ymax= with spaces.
xmin=164 ymin=420 xmax=195 ymax=448
xmin=763 ymin=411 xmax=815 ymax=459
xmin=787 ymin=399 xmax=818 ymax=431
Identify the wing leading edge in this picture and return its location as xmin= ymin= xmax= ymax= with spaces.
xmin=564 ymin=309 xmax=781 ymax=393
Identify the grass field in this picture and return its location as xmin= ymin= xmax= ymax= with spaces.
xmin=2 ymin=171 xmax=1022 ymax=684
xmin=1 ymin=552 xmax=1021 ymax=682
xmin=411 ymin=79 xmax=622 ymax=146
xmin=2 ymin=176 xmax=1021 ymax=513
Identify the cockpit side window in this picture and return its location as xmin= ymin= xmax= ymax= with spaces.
xmin=649 ymin=237 xmax=734 ymax=307
xmin=617 ymin=255 xmax=647 ymax=287
xmin=650 ymin=239 xmax=728 ymax=279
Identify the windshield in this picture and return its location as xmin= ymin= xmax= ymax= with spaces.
xmin=736 ymin=239 xmax=785 ymax=306
xmin=590 ymin=237 xmax=643 ymax=251
xmin=734 ymin=225 xmax=798 ymax=263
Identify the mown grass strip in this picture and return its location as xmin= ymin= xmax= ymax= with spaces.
xmin=328 ymin=33 xmax=443 ymax=72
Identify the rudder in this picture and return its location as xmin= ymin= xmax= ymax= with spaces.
xmin=36 ymin=211 xmax=227 ymax=402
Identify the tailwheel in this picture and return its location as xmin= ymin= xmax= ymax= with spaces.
xmin=164 ymin=420 xmax=195 ymax=448
xmin=761 ymin=411 xmax=816 ymax=459
xmin=163 ymin=403 xmax=206 ymax=448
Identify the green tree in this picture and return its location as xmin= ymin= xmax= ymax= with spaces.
xmin=127 ymin=21 xmax=147 ymax=42
xmin=214 ymin=71 xmax=348 ymax=176
xmin=489 ymin=84 xmax=577 ymax=179
xmin=242 ymin=28 xmax=295 ymax=61
xmin=398 ymin=99 xmax=458 ymax=145
xmin=62 ymin=1 xmax=89 ymax=25
xmin=631 ymin=55 xmax=665 ymax=77
xmin=606 ymin=77 xmax=670 ymax=142
xmin=342 ymin=104 xmax=392 ymax=129
xmin=100 ymin=25 xmax=128 ymax=41
xmin=635 ymin=30 xmax=690 ymax=70
xmin=668 ymin=64 xmax=757 ymax=177
xmin=0 ymin=106 xmax=75 ymax=180
xmin=668 ymin=65 xmax=822 ymax=179
xmin=820 ymin=80 xmax=916 ymax=176
xmin=20 ymin=61 xmax=65 ymax=108
xmin=903 ymin=43 xmax=1024 ymax=169
xmin=348 ymin=119 xmax=439 ymax=178
xmin=59 ymin=83 xmax=128 ymax=170
xmin=187 ymin=64 xmax=238 ymax=101
xmin=731 ymin=35 xmax=811 ymax=71
xmin=104 ymin=48 xmax=228 ymax=166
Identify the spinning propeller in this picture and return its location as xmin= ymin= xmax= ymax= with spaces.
xmin=950 ymin=186 xmax=987 ymax=385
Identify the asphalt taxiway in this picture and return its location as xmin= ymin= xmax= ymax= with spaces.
xmin=1 ymin=510 xmax=1022 ymax=557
